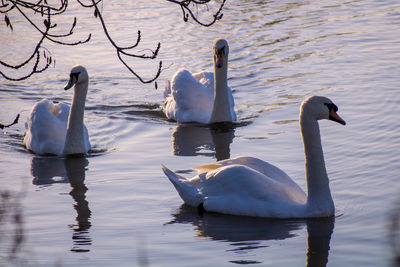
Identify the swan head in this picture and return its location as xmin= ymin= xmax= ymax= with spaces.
xmin=213 ymin=38 xmax=229 ymax=69
xmin=64 ymin=65 xmax=89 ymax=91
xmin=301 ymin=96 xmax=346 ymax=125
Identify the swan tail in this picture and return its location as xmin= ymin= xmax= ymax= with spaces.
xmin=162 ymin=165 xmax=203 ymax=207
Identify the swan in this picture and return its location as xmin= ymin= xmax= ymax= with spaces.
xmin=24 ymin=65 xmax=91 ymax=156
xmin=162 ymin=96 xmax=346 ymax=218
xmin=163 ymin=38 xmax=236 ymax=124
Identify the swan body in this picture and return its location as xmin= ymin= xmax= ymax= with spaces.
xmin=162 ymin=96 xmax=346 ymax=218
xmin=164 ymin=38 xmax=236 ymax=124
xmin=24 ymin=65 xmax=91 ymax=156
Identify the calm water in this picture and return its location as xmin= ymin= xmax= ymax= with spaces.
xmin=1 ymin=0 xmax=399 ymax=266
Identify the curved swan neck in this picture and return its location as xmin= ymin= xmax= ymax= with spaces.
xmin=300 ymin=113 xmax=334 ymax=213
xmin=63 ymin=82 xmax=88 ymax=155
xmin=209 ymin=63 xmax=231 ymax=123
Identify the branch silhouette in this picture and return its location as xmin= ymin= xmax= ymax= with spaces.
xmin=0 ymin=114 xmax=20 ymax=129
xmin=0 ymin=0 xmax=226 ymax=83
xmin=166 ymin=0 xmax=226 ymax=26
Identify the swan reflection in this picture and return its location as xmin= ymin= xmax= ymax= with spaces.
xmin=168 ymin=205 xmax=334 ymax=266
xmin=171 ymin=123 xmax=235 ymax=161
xmin=30 ymin=156 xmax=92 ymax=253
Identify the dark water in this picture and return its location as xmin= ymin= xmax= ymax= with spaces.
xmin=0 ymin=0 xmax=399 ymax=266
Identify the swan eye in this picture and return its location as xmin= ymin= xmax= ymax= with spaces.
xmin=64 ymin=71 xmax=81 ymax=90
xmin=324 ymin=103 xmax=338 ymax=112
xmin=216 ymin=46 xmax=225 ymax=56
xmin=324 ymin=102 xmax=345 ymax=125
xmin=70 ymin=72 xmax=80 ymax=81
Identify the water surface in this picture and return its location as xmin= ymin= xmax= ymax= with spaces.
xmin=1 ymin=0 xmax=399 ymax=266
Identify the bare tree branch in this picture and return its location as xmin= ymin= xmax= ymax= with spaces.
xmin=89 ymin=0 xmax=162 ymax=83
xmin=0 ymin=0 xmax=227 ymax=83
xmin=0 ymin=0 xmax=90 ymax=80
xmin=165 ymin=0 xmax=226 ymax=26
xmin=0 ymin=114 xmax=19 ymax=129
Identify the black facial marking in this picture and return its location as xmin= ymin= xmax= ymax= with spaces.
xmin=324 ymin=102 xmax=345 ymax=125
xmin=324 ymin=103 xmax=338 ymax=112
xmin=217 ymin=46 xmax=225 ymax=56
xmin=70 ymin=72 xmax=80 ymax=80
xmin=64 ymin=71 xmax=81 ymax=90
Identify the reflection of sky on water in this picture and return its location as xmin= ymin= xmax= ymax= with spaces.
xmin=30 ymin=156 xmax=92 ymax=252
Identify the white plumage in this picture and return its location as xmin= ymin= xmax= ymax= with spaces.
xmin=24 ymin=65 xmax=91 ymax=156
xmin=162 ymin=96 xmax=346 ymax=218
xmin=164 ymin=38 xmax=236 ymax=124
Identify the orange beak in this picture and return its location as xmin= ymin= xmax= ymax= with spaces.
xmin=329 ymin=110 xmax=346 ymax=125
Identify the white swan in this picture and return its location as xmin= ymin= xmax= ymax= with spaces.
xmin=163 ymin=38 xmax=236 ymax=124
xmin=24 ymin=65 xmax=91 ymax=156
xmin=162 ymin=96 xmax=346 ymax=218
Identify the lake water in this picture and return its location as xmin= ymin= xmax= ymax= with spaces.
xmin=1 ymin=0 xmax=399 ymax=266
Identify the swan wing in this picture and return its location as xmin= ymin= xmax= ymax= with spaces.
xmin=195 ymin=156 xmax=298 ymax=185
xmin=216 ymin=156 xmax=299 ymax=186
xmin=192 ymin=71 xmax=214 ymax=90
xmin=194 ymin=156 xmax=306 ymax=202
xmin=193 ymin=163 xmax=222 ymax=174
xmin=24 ymin=99 xmax=68 ymax=155
xmin=51 ymin=102 xmax=70 ymax=123
xmin=200 ymin=165 xmax=307 ymax=217
xmin=164 ymin=69 xmax=213 ymax=123
xmin=162 ymin=163 xmax=307 ymax=218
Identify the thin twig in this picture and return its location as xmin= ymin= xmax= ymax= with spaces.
xmin=0 ymin=0 xmax=227 ymax=83
xmin=0 ymin=114 xmax=19 ymax=129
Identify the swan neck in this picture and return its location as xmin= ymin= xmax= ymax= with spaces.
xmin=300 ymin=113 xmax=334 ymax=214
xmin=63 ymin=82 xmax=88 ymax=155
xmin=209 ymin=64 xmax=231 ymax=123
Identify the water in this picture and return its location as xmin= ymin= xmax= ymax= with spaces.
xmin=1 ymin=0 xmax=399 ymax=266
